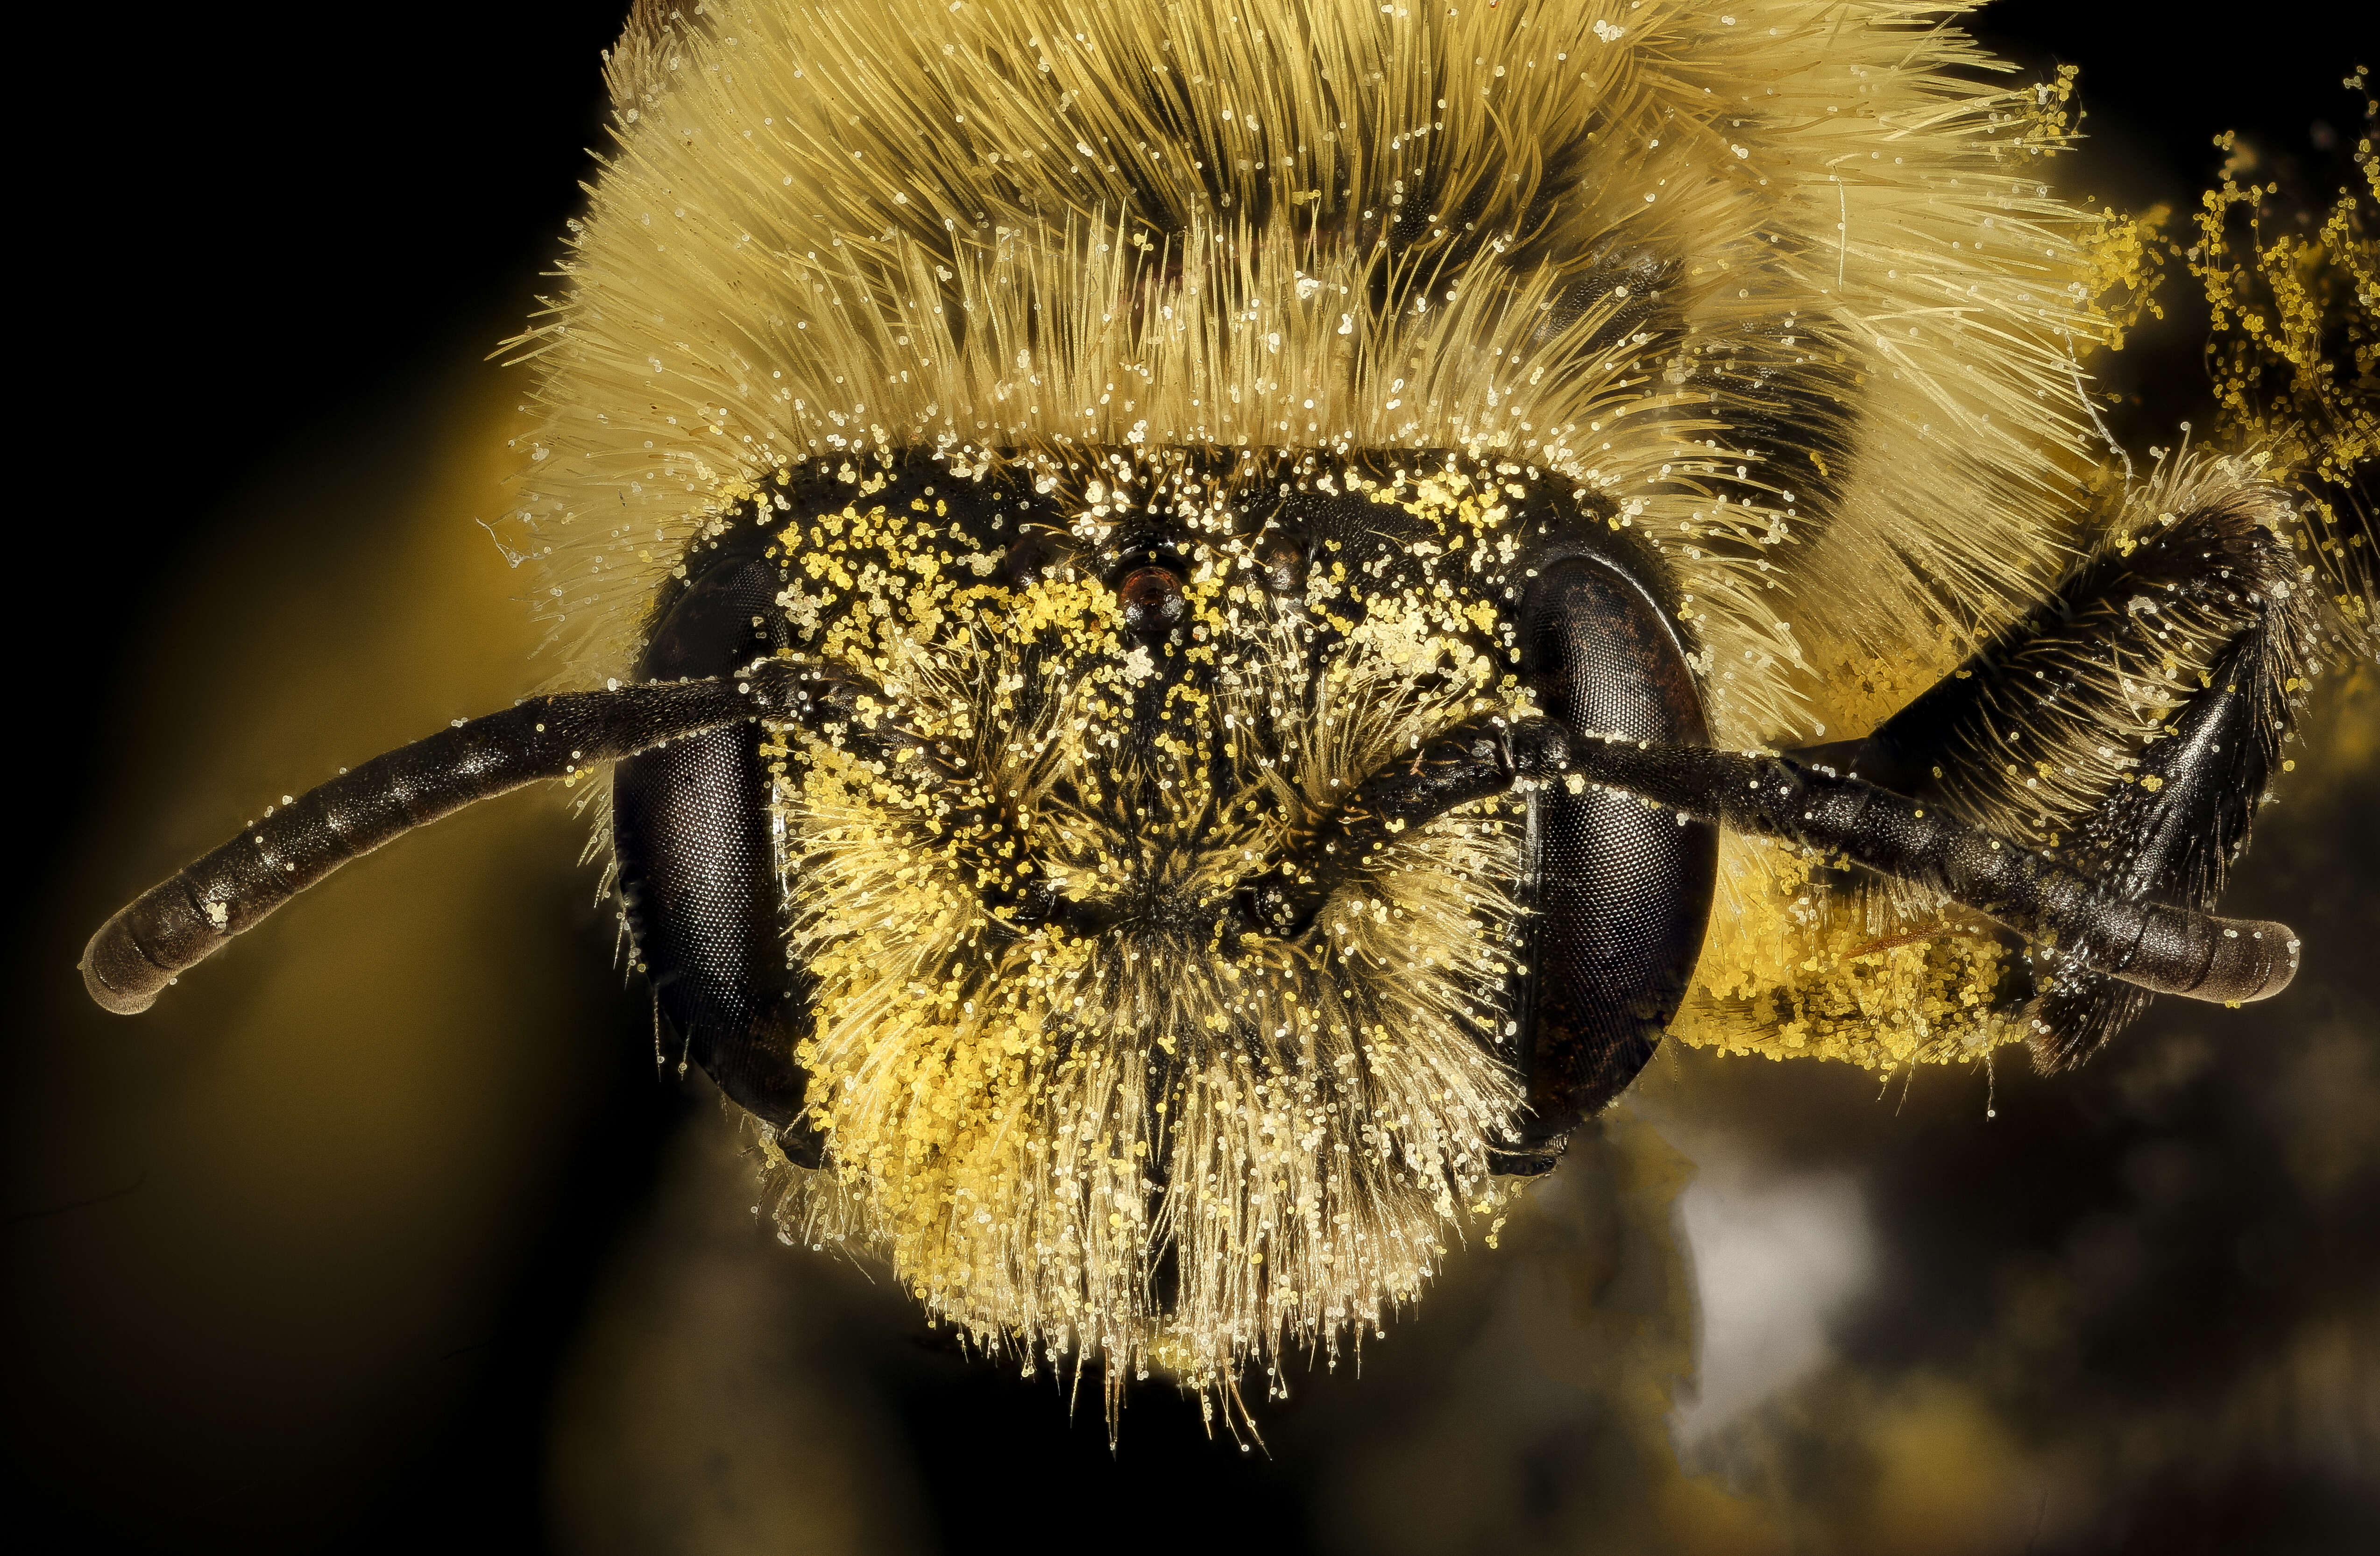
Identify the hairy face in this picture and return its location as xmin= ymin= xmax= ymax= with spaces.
xmin=524 ymin=14 xmax=2174 ymax=1386
xmin=749 ymin=449 xmax=1566 ymax=1390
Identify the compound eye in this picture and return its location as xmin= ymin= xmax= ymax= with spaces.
xmin=1251 ymin=529 xmax=1310 ymax=597
xmin=1118 ymin=565 xmax=1186 ymax=639
xmin=998 ymin=531 xmax=1073 ymax=590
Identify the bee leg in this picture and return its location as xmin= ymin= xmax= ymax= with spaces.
xmin=1787 ymin=476 xmax=2315 ymax=1065
xmin=614 ymin=544 xmax=826 ymax=1165
xmin=1496 ymin=556 xmax=1718 ymax=1171
xmin=2017 ymin=615 xmax=2301 ymax=1065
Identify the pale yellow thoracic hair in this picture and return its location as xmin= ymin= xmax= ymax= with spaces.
xmin=499 ymin=0 xmax=2133 ymax=1399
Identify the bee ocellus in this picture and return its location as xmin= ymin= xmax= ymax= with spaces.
xmin=80 ymin=0 xmax=2371 ymax=1415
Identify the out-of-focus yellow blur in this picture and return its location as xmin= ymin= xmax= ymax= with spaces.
xmin=8 ymin=351 xmax=636 ymax=1543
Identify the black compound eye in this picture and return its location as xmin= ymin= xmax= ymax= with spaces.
xmin=998 ymin=532 xmax=1074 ymax=590
xmin=1118 ymin=565 xmax=1185 ymax=639
xmin=1251 ymin=529 xmax=1310 ymax=597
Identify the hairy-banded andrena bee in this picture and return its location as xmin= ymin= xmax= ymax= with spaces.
xmin=81 ymin=0 xmax=2373 ymax=1414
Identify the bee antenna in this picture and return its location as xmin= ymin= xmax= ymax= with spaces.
xmin=82 ymin=662 xmax=817 ymax=1015
xmin=1547 ymin=732 xmax=2300 ymax=1007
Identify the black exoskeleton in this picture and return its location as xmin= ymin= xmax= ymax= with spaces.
xmin=613 ymin=524 xmax=826 ymax=1163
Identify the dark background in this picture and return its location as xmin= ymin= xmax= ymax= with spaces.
xmin=6 ymin=5 xmax=2373 ymax=1553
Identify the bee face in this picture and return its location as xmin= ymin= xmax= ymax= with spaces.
xmin=541 ymin=0 xmax=2096 ymax=1386
xmin=749 ymin=449 xmax=1644 ymax=1384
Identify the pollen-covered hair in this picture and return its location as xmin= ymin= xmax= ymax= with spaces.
xmin=509 ymin=0 xmax=2113 ymax=735
xmin=496 ymin=0 xmax=2141 ymax=1399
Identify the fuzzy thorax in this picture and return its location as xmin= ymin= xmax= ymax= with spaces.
xmin=519 ymin=0 xmax=2118 ymax=762
xmin=765 ymin=555 xmax=1528 ymax=1393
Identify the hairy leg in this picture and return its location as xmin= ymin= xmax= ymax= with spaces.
xmin=1794 ymin=463 xmax=2315 ymax=1063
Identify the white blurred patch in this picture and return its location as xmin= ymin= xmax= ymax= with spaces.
xmin=1671 ymin=1166 xmax=1873 ymax=1441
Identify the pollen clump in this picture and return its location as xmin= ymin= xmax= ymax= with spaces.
xmin=2190 ymin=82 xmax=2379 ymax=649
xmin=1679 ymin=841 xmax=2022 ymax=1070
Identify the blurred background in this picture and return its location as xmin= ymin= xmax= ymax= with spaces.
xmin=5 ymin=4 xmax=2372 ymax=1552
